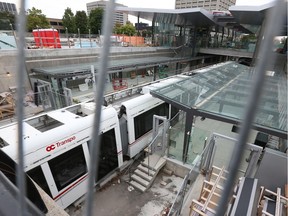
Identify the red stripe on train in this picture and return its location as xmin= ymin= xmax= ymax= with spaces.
xmin=53 ymin=173 xmax=88 ymax=201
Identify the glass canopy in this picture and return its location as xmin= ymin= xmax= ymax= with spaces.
xmin=151 ymin=61 xmax=287 ymax=138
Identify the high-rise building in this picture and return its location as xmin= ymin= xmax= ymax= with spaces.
xmin=175 ymin=0 xmax=236 ymax=11
xmin=0 ymin=1 xmax=17 ymax=14
xmin=87 ymin=1 xmax=128 ymax=26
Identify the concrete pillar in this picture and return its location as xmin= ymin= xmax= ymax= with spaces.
xmin=153 ymin=65 xmax=157 ymax=81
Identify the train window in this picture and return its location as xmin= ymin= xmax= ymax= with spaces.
xmin=134 ymin=103 xmax=169 ymax=139
xmin=27 ymin=166 xmax=52 ymax=197
xmin=25 ymin=114 xmax=63 ymax=132
xmin=48 ymin=145 xmax=87 ymax=191
xmin=87 ymin=129 xmax=119 ymax=182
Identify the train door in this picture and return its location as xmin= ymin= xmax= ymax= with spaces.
xmin=87 ymin=128 xmax=119 ymax=183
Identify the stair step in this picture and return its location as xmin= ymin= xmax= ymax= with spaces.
xmin=129 ymin=180 xmax=146 ymax=192
xmin=142 ymin=156 xmax=166 ymax=171
xmin=134 ymin=169 xmax=153 ymax=181
xmin=131 ymin=174 xmax=150 ymax=187
xmin=137 ymin=164 xmax=156 ymax=176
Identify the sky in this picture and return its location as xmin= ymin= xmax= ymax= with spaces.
xmin=3 ymin=0 xmax=275 ymax=20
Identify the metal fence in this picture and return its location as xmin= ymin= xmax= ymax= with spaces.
xmin=0 ymin=0 xmax=286 ymax=215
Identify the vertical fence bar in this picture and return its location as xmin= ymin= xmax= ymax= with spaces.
xmin=215 ymin=1 xmax=286 ymax=215
xmin=16 ymin=0 xmax=27 ymax=215
xmin=85 ymin=1 xmax=115 ymax=216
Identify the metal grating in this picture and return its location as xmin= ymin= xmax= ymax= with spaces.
xmin=0 ymin=0 xmax=286 ymax=216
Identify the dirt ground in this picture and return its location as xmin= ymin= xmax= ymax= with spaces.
xmin=67 ymin=162 xmax=184 ymax=216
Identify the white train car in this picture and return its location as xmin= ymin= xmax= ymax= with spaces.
xmin=0 ymin=74 xmax=191 ymax=209
xmin=119 ymin=93 xmax=180 ymax=158
xmin=141 ymin=76 xmax=188 ymax=94
xmin=0 ymin=102 xmax=123 ymax=209
xmin=120 ymin=94 xmax=165 ymax=157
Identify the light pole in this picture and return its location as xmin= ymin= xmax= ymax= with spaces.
xmin=89 ymin=29 xmax=92 ymax=48
xmin=78 ymin=28 xmax=82 ymax=48
xmin=66 ymin=27 xmax=70 ymax=48
xmin=36 ymin=25 xmax=43 ymax=48
xmin=10 ymin=23 xmax=17 ymax=48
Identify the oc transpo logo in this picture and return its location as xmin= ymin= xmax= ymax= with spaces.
xmin=46 ymin=136 xmax=76 ymax=152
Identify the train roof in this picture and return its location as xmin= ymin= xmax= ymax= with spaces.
xmin=0 ymin=102 xmax=118 ymax=161
xmin=141 ymin=75 xmax=188 ymax=94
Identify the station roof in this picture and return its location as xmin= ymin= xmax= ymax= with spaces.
xmin=116 ymin=7 xmax=215 ymax=26
xmin=229 ymin=2 xmax=287 ymax=35
xmin=150 ymin=61 xmax=287 ymax=139
xmin=117 ymin=3 xmax=287 ymax=34
xmin=229 ymin=2 xmax=275 ymax=25
xmin=31 ymin=56 xmax=208 ymax=77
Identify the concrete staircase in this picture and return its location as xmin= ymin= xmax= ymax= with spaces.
xmin=129 ymin=154 xmax=166 ymax=192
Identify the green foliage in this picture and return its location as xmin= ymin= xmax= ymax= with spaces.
xmin=27 ymin=7 xmax=50 ymax=32
xmin=0 ymin=11 xmax=15 ymax=30
xmin=89 ymin=8 xmax=103 ymax=34
xmin=113 ymin=22 xmax=122 ymax=34
xmin=75 ymin=11 xmax=88 ymax=34
xmin=114 ymin=22 xmax=136 ymax=36
xmin=62 ymin=7 xmax=76 ymax=34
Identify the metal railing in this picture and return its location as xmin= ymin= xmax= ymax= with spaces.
xmin=146 ymin=115 xmax=169 ymax=176
xmin=168 ymin=131 xmax=264 ymax=216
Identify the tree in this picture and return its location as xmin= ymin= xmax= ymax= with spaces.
xmin=113 ymin=22 xmax=122 ymax=34
xmin=0 ymin=11 xmax=15 ymax=30
xmin=119 ymin=23 xmax=136 ymax=36
xmin=62 ymin=7 xmax=76 ymax=34
xmin=89 ymin=8 xmax=103 ymax=34
xmin=75 ymin=11 xmax=88 ymax=34
xmin=26 ymin=7 xmax=50 ymax=32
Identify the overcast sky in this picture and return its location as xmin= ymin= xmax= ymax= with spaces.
xmin=3 ymin=0 xmax=274 ymax=20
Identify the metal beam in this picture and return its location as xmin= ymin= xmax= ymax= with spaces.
xmin=182 ymin=111 xmax=194 ymax=163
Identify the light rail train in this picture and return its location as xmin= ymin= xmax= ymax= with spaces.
xmin=0 ymin=75 xmax=187 ymax=209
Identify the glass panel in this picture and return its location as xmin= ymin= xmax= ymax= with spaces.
xmin=168 ymin=111 xmax=186 ymax=161
xmin=25 ymin=114 xmax=63 ymax=132
xmin=186 ymin=117 xmax=258 ymax=165
xmin=186 ymin=127 xmax=210 ymax=164
xmin=134 ymin=103 xmax=169 ymax=139
xmin=151 ymin=62 xmax=287 ymax=137
xmin=49 ymin=145 xmax=87 ymax=191
xmin=212 ymin=135 xmax=251 ymax=180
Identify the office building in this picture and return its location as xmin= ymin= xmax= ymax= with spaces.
xmin=86 ymin=0 xmax=128 ymax=26
xmin=175 ymin=0 xmax=236 ymax=11
xmin=47 ymin=18 xmax=64 ymax=33
xmin=0 ymin=1 xmax=17 ymax=14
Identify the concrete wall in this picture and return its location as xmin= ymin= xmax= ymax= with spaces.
xmin=0 ymin=50 xmax=21 ymax=93
xmin=164 ymin=158 xmax=191 ymax=178
xmin=255 ymin=148 xmax=287 ymax=192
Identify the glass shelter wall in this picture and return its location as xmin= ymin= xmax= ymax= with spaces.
xmin=152 ymin=61 xmax=287 ymax=164
xmin=153 ymin=13 xmax=190 ymax=47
